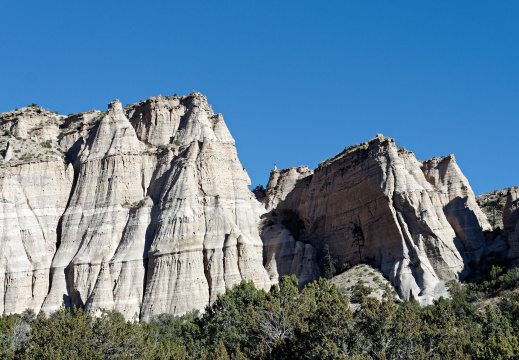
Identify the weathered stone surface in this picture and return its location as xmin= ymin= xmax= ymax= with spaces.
xmin=263 ymin=135 xmax=490 ymax=304
xmin=27 ymin=92 xmax=270 ymax=320
xmin=0 ymin=106 xmax=63 ymax=139
xmin=504 ymin=187 xmax=519 ymax=257
xmin=84 ymin=257 xmax=115 ymax=317
xmin=477 ymin=188 xmax=508 ymax=230
xmin=0 ymin=161 xmax=73 ymax=314
xmin=0 ymin=94 xmax=508 ymax=318
xmin=3 ymin=141 xmax=13 ymax=162
xmin=262 ymin=225 xmax=320 ymax=286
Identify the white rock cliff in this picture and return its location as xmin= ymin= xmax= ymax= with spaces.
xmin=262 ymin=135 xmax=491 ymax=303
xmin=0 ymin=94 xmax=503 ymax=317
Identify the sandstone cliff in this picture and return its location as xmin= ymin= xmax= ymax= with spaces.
xmin=261 ymin=135 xmax=491 ymax=303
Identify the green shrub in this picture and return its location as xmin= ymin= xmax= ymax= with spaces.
xmin=350 ymin=283 xmax=374 ymax=303
xmin=253 ymin=184 xmax=265 ymax=192
xmin=41 ymin=140 xmax=52 ymax=148
xmin=340 ymin=262 xmax=352 ymax=273
xmin=174 ymin=140 xmax=181 ymax=146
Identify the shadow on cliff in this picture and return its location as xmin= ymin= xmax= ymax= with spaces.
xmin=136 ymin=146 xmax=192 ymax=319
xmin=260 ymin=170 xmax=494 ymax=301
xmin=445 ymin=196 xmax=487 ymax=280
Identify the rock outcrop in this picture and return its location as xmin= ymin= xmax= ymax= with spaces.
xmin=504 ymin=187 xmax=519 ymax=257
xmin=477 ymin=188 xmax=508 ymax=230
xmin=0 ymin=161 xmax=73 ymax=314
xmin=262 ymin=135 xmax=491 ymax=304
xmin=3 ymin=141 xmax=13 ymax=162
xmin=0 ymin=94 xmax=507 ymax=317
xmin=1 ymin=93 xmax=271 ymax=320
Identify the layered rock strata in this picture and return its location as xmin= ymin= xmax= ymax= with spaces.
xmin=0 ymin=162 xmax=73 ymax=314
xmin=0 ymin=94 xmax=504 ymax=316
xmin=1 ymin=93 xmax=271 ymax=320
xmin=263 ymin=135 xmax=491 ymax=303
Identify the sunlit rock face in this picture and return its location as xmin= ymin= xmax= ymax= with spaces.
xmin=0 ymin=161 xmax=73 ymax=314
xmin=263 ymin=134 xmax=490 ymax=304
xmin=1 ymin=93 xmax=271 ymax=320
xmin=0 ymin=94 xmax=501 ymax=317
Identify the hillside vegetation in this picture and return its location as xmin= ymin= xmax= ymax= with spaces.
xmin=1 ymin=271 xmax=519 ymax=360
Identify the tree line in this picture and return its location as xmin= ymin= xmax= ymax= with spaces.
xmin=1 ymin=269 xmax=519 ymax=359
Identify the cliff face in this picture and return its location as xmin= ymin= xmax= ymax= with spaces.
xmin=0 ymin=94 xmax=504 ymax=316
xmin=476 ymin=189 xmax=508 ymax=230
xmin=263 ymin=135 xmax=491 ymax=303
xmin=503 ymin=187 xmax=519 ymax=257
xmin=1 ymin=93 xmax=271 ymax=320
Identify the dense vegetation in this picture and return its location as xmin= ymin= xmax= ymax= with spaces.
xmin=2 ymin=270 xmax=519 ymax=359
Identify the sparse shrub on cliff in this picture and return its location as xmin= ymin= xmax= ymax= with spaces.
xmin=253 ymin=184 xmax=265 ymax=192
xmin=322 ymin=244 xmax=337 ymax=279
xmin=40 ymin=140 xmax=52 ymax=148
xmin=339 ymin=261 xmax=352 ymax=273
xmin=408 ymin=259 xmax=420 ymax=268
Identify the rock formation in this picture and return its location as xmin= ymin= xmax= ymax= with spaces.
xmin=0 ymin=93 xmax=508 ymax=317
xmin=261 ymin=135 xmax=491 ymax=304
xmin=477 ymin=188 xmax=508 ymax=230
xmin=503 ymin=187 xmax=519 ymax=257
xmin=3 ymin=141 xmax=13 ymax=162
xmin=1 ymin=93 xmax=271 ymax=320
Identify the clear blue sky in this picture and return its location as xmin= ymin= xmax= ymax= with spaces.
xmin=1 ymin=1 xmax=517 ymax=195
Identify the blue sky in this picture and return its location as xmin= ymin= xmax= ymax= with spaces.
xmin=1 ymin=1 xmax=517 ymax=195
